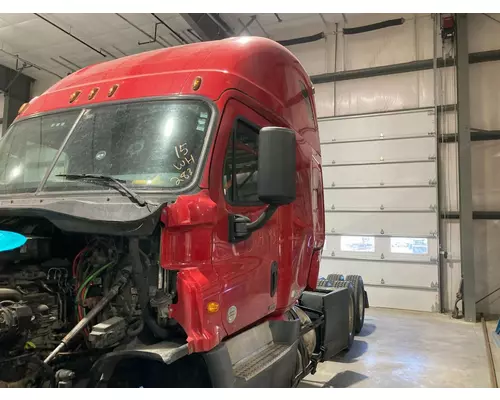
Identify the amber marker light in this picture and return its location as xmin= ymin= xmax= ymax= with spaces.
xmin=69 ymin=90 xmax=81 ymax=103
xmin=207 ymin=302 xmax=220 ymax=313
xmin=192 ymin=76 xmax=202 ymax=91
xmin=108 ymin=84 xmax=119 ymax=97
xmin=88 ymin=87 xmax=99 ymax=100
xmin=18 ymin=103 xmax=29 ymax=115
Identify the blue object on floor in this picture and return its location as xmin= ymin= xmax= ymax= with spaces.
xmin=0 ymin=230 xmax=27 ymax=252
xmin=492 ymin=322 xmax=500 ymax=349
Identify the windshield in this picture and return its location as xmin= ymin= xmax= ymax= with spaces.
xmin=0 ymin=100 xmax=212 ymax=195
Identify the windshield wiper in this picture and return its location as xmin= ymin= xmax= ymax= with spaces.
xmin=56 ymin=174 xmax=148 ymax=207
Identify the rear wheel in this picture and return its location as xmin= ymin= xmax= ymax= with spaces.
xmin=317 ymin=278 xmax=328 ymax=288
xmin=332 ymin=281 xmax=355 ymax=350
xmin=345 ymin=275 xmax=365 ymax=334
xmin=327 ymin=274 xmax=344 ymax=284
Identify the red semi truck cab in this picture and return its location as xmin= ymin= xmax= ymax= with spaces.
xmin=0 ymin=37 xmax=361 ymax=388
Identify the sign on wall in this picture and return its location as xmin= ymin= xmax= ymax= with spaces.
xmin=390 ymin=238 xmax=429 ymax=255
xmin=341 ymin=236 xmax=375 ymax=252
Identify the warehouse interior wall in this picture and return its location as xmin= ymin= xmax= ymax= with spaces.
xmin=282 ymin=13 xmax=500 ymax=315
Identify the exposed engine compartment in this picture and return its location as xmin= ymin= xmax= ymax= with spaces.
xmin=0 ymin=217 xmax=180 ymax=388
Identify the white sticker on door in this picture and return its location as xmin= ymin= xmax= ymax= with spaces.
xmin=340 ymin=236 xmax=375 ymax=252
xmin=390 ymin=238 xmax=428 ymax=255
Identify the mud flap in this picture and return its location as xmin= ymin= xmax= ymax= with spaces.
xmin=364 ymin=290 xmax=369 ymax=309
xmin=299 ymin=287 xmax=350 ymax=361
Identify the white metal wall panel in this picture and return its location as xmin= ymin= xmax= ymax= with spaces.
xmin=468 ymin=13 xmax=500 ymax=53
xmin=323 ymin=163 xmax=435 ymax=187
xmin=314 ymin=66 xmax=456 ymax=119
xmin=440 ymin=140 xmax=500 ymax=213
xmin=343 ymin=16 xmax=416 ymax=71
xmin=288 ymin=39 xmax=329 ymax=76
xmin=320 ymin=258 xmax=438 ymax=288
xmin=323 ymin=138 xmax=435 ymax=165
xmin=352 ymin=286 xmax=440 ymax=312
xmin=470 ymin=61 xmax=500 ymax=131
xmin=325 ymin=187 xmax=436 ymax=210
xmin=472 ymin=141 xmax=500 ymax=212
xmin=326 ymin=212 xmax=437 ymax=236
xmin=318 ymin=108 xmax=439 ymax=312
xmin=337 ymin=14 xmax=434 ymax=71
xmin=314 ymin=83 xmax=335 ymax=118
xmin=319 ymin=109 xmax=435 ymax=140
xmin=335 ymin=72 xmax=421 ymax=115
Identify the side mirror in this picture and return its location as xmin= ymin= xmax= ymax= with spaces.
xmin=258 ymin=127 xmax=296 ymax=206
xmin=228 ymin=126 xmax=296 ymax=243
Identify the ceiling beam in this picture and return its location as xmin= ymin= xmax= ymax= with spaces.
xmin=180 ymin=14 xmax=233 ymax=41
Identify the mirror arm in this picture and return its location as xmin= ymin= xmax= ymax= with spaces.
xmin=228 ymin=205 xmax=278 ymax=243
xmin=246 ymin=205 xmax=278 ymax=232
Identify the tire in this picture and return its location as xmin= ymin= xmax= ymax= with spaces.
xmin=316 ymin=278 xmax=328 ymax=288
xmin=345 ymin=275 xmax=365 ymax=334
xmin=327 ymin=274 xmax=344 ymax=284
xmin=332 ymin=281 xmax=355 ymax=350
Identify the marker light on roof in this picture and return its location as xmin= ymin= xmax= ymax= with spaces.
xmin=192 ymin=77 xmax=202 ymax=91
xmin=18 ymin=103 xmax=29 ymax=115
xmin=108 ymin=84 xmax=119 ymax=97
xmin=69 ymin=90 xmax=81 ymax=103
xmin=88 ymin=87 xmax=99 ymax=100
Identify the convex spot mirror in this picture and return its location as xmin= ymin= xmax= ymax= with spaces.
xmin=257 ymin=127 xmax=296 ymax=206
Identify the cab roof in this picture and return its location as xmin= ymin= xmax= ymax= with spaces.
xmin=19 ymin=37 xmax=313 ymax=120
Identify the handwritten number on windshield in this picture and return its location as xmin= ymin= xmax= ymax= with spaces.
xmin=172 ymin=154 xmax=195 ymax=171
xmin=171 ymin=143 xmax=196 ymax=186
xmin=175 ymin=143 xmax=189 ymax=158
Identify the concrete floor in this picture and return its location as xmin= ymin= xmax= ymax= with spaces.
xmin=300 ymin=308 xmax=495 ymax=388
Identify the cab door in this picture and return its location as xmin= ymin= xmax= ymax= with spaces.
xmin=210 ymin=98 xmax=280 ymax=336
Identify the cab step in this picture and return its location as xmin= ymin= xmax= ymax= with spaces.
xmin=202 ymin=319 xmax=300 ymax=387
xmin=233 ymin=342 xmax=290 ymax=381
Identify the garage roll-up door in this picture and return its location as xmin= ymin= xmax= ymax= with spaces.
xmin=318 ymin=108 xmax=440 ymax=312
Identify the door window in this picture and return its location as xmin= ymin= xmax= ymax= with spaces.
xmin=222 ymin=119 xmax=261 ymax=205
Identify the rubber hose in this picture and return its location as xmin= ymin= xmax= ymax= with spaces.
xmin=278 ymin=32 xmax=325 ymax=47
xmin=343 ymin=18 xmax=405 ymax=35
xmin=0 ymin=288 xmax=22 ymax=301
xmin=129 ymin=238 xmax=169 ymax=339
xmin=126 ymin=319 xmax=144 ymax=337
